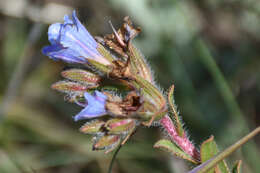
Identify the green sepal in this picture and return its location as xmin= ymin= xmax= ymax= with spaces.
xmin=137 ymin=101 xmax=160 ymax=121
xmin=128 ymin=75 xmax=167 ymax=125
xmin=61 ymin=69 xmax=100 ymax=85
xmin=51 ymin=81 xmax=89 ymax=93
xmin=232 ymin=160 xmax=242 ymax=173
xmin=141 ymin=110 xmax=167 ymax=125
xmin=128 ymin=43 xmax=153 ymax=83
xmin=154 ymin=139 xmax=198 ymax=164
xmin=100 ymin=78 xmax=134 ymax=92
xmin=132 ymin=76 xmax=166 ymax=110
xmin=80 ymin=120 xmax=105 ymax=134
xmin=200 ymin=136 xmax=230 ymax=173
xmin=97 ymin=43 xmax=115 ymax=63
xmin=87 ymin=59 xmax=111 ymax=74
xmin=105 ymin=118 xmax=135 ymax=134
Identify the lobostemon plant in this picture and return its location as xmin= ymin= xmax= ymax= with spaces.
xmin=42 ymin=10 xmax=260 ymax=173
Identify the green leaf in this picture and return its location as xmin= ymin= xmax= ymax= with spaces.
xmin=154 ymin=139 xmax=198 ymax=164
xmin=200 ymin=136 xmax=230 ymax=173
xmin=232 ymin=160 xmax=242 ymax=173
xmin=167 ymin=85 xmax=184 ymax=137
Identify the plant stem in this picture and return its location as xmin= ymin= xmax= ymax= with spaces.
xmin=108 ymin=144 xmax=122 ymax=173
xmin=194 ymin=39 xmax=260 ymax=171
xmin=160 ymin=115 xmax=199 ymax=160
xmin=189 ymin=126 xmax=260 ymax=173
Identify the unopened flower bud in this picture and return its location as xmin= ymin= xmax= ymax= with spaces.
xmin=105 ymin=118 xmax=135 ymax=134
xmin=61 ymin=69 xmax=101 ymax=85
xmin=80 ymin=120 xmax=105 ymax=134
xmin=51 ymin=81 xmax=87 ymax=93
xmin=93 ymin=135 xmax=120 ymax=152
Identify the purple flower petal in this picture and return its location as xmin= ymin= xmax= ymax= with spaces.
xmin=42 ymin=44 xmax=87 ymax=64
xmin=48 ymin=23 xmax=62 ymax=44
xmin=42 ymin=10 xmax=110 ymax=65
xmin=74 ymin=91 xmax=107 ymax=121
xmin=71 ymin=11 xmax=97 ymax=46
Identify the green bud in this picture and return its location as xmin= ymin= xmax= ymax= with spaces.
xmin=61 ymin=69 xmax=101 ymax=85
xmin=80 ymin=120 xmax=105 ymax=134
xmin=51 ymin=81 xmax=87 ymax=93
xmin=93 ymin=135 xmax=120 ymax=151
xmin=105 ymin=118 xmax=135 ymax=134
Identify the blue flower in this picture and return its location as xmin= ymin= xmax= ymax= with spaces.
xmin=42 ymin=10 xmax=110 ymax=65
xmin=74 ymin=91 xmax=107 ymax=121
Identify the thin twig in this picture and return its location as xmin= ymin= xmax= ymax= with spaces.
xmin=188 ymin=126 xmax=260 ymax=173
xmin=108 ymin=144 xmax=122 ymax=173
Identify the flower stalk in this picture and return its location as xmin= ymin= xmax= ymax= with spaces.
xmin=160 ymin=115 xmax=199 ymax=160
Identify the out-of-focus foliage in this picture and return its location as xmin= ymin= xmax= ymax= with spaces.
xmin=0 ymin=0 xmax=259 ymax=172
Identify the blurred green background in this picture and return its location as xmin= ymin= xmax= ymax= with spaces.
xmin=0 ymin=0 xmax=259 ymax=172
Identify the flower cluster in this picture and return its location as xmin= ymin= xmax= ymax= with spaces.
xmin=43 ymin=10 xmax=199 ymax=162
